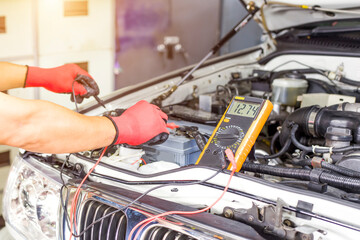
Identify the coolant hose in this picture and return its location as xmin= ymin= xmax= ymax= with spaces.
xmin=242 ymin=162 xmax=360 ymax=192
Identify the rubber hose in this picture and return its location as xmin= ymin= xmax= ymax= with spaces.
xmin=319 ymin=172 xmax=360 ymax=192
xmin=292 ymin=159 xmax=312 ymax=167
xmin=257 ymin=137 xmax=291 ymax=159
xmin=279 ymin=106 xmax=319 ymax=147
xmin=269 ymin=68 xmax=326 ymax=83
xmin=242 ymin=162 xmax=311 ymax=180
xmin=289 ymin=124 xmax=360 ymax=154
xmin=270 ymin=130 xmax=280 ymax=154
xmin=306 ymin=78 xmax=338 ymax=94
xmin=293 ymin=159 xmax=360 ymax=178
xmin=300 ymin=150 xmax=310 ymax=160
xmin=332 ymin=145 xmax=360 ymax=153
xmin=340 ymin=76 xmax=360 ymax=87
xmin=290 ymin=124 xmax=313 ymax=152
xmin=322 ymin=162 xmax=360 ymax=178
xmin=242 ymin=162 xmax=360 ymax=192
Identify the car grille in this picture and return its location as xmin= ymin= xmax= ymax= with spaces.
xmin=143 ymin=226 xmax=196 ymax=240
xmin=73 ymin=189 xmax=238 ymax=240
xmin=79 ymin=200 xmax=127 ymax=240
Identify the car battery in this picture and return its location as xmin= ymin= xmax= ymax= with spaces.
xmin=141 ymin=121 xmax=215 ymax=166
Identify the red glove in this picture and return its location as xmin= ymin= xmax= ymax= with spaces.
xmin=25 ymin=64 xmax=99 ymax=103
xmin=105 ymin=100 xmax=169 ymax=146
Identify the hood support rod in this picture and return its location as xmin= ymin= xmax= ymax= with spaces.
xmin=151 ymin=3 xmax=259 ymax=107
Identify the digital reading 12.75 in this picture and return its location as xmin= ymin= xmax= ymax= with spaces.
xmin=227 ymin=101 xmax=260 ymax=118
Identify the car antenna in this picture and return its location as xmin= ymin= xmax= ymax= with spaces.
xmin=151 ymin=1 xmax=258 ymax=107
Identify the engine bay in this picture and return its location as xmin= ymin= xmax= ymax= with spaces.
xmin=84 ymin=57 xmax=360 ymax=204
xmin=5 ymin=2 xmax=360 ymax=239
xmin=15 ymin=52 xmax=360 ymax=240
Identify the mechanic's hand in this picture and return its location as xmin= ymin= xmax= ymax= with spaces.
xmin=25 ymin=64 xmax=99 ymax=103
xmin=105 ymin=100 xmax=169 ymax=146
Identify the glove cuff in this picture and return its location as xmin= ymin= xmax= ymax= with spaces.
xmin=104 ymin=115 xmax=119 ymax=146
xmin=23 ymin=65 xmax=30 ymax=88
xmin=25 ymin=66 xmax=49 ymax=88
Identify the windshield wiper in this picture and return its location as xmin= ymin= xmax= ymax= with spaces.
xmin=280 ymin=25 xmax=360 ymax=39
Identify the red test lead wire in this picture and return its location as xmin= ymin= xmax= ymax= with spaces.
xmin=131 ymin=158 xmax=147 ymax=165
xmin=69 ymin=146 xmax=108 ymax=240
xmin=166 ymin=122 xmax=179 ymax=129
xmin=128 ymin=148 xmax=237 ymax=240
xmin=225 ymin=148 xmax=237 ymax=170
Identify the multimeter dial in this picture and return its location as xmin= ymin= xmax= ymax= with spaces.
xmin=213 ymin=125 xmax=245 ymax=150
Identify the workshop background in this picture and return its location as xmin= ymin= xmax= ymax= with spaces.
xmin=0 ymin=0 xmax=261 ymax=225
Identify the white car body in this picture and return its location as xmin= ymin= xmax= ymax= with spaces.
xmin=3 ymin=1 xmax=360 ymax=240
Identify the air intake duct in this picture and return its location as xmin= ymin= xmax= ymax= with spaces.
xmin=279 ymin=104 xmax=360 ymax=148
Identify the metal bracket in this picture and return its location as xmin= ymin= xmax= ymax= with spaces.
xmin=223 ymin=199 xmax=314 ymax=240
xmin=157 ymin=36 xmax=189 ymax=62
xmin=296 ymin=200 xmax=314 ymax=220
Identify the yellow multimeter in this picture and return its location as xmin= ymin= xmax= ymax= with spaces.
xmin=195 ymin=96 xmax=273 ymax=172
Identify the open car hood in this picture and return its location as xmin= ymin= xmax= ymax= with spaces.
xmin=242 ymin=0 xmax=360 ymax=32
xmin=5 ymin=3 xmax=360 ymax=239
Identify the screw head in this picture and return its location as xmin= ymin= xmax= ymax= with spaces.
xmin=224 ymin=209 xmax=234 ymax=218
xmin=75 ymin=164 xmax=82 ymax=171
xmin=283 ymin=219 xmax=294 ymax=227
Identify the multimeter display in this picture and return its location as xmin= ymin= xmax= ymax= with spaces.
xmin=196 ymin=96 xmax=273 ymax=172
xmin=227 ymin=101 xmax=260 ymax=118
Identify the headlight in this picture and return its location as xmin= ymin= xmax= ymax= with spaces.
xmin=3 ymin=155 xmax=62 ymax=240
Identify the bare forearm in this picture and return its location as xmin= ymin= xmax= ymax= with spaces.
xmin=0 ymin=62 xmax=27 ymax=91
xmin=0 ymin=93 xmax=116 ymax=153
xmin=18 ymin=106 xmax=116 ymax=153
